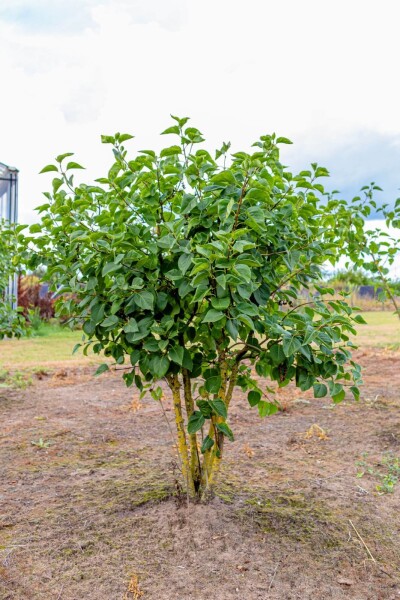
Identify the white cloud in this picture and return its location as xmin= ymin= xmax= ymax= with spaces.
xmin=0 ymin=0 xmax=399 ymax=225
xmin=0 ymin=0 xmax=99 ymax=34
xmin=0 ymin=0 xmax=188 ymax=34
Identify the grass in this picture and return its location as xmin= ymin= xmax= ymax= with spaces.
xmin=354 ymin=311 xmax=400 ymax=348
xmin=0 ymin=322 xmax=99 ymax=368
xmin=0 ymin=311 xmax=399 ymax=371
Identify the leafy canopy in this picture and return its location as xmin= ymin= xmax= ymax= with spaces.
xmin=326 ymin=183 xmax=400 ymax=316
xmin=27 ymin=117 xmax=362 ymax=426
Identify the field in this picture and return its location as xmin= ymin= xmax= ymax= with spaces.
xmin=0 ymin=323 xmax=91 ymax=369
xmin=1 ymin=313 xmax=400 ymax=599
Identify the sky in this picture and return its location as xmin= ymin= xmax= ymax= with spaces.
xmin=0 ymin=0 xmax=400 ymax=236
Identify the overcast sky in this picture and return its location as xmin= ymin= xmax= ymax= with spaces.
xmin=1 ymin=0 xmax=400 ymax=229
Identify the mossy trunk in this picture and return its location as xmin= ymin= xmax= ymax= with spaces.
xmin=182 ymin=368 xmax=201 ymax=494
xmin=167 ymin=360 xmax=238 ymax=501
xmin=201 ymin=359 xmax=239 ymax=499
xmin=166 ymin=374 xmax=195 ymax=497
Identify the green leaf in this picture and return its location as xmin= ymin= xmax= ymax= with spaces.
xmin=303 ymin=327 xmax=316 ymax=345
xmin=258 ymin=401 xmax=278 ymax=417
xmin=202 ymin=309 xmax=224 ymax=323
xmin=313 ymin=383 xmax=328 ymax=398
xmin=328 ymin=381 xmax=342 ymax=397
xmin=161 ymin=126 xmax=180 ymax=135
xmin=124 ymin=318 xmax=139 ymax=333
xmin=197 ymin=400 xmax=213 ymax=418
xmin=101 ymin=135 xmax=115 ymax=144
xmin=276 ymin=137 xmax=293 ymax=144
xmin=232 ymin=240 xmax=256 ymax=253
xmin=192 ymin=285 xmax=209 ymax=304
xmin=56 ymin=152 xmax=74 ymax=163
xmin=216 ymin=422 xmax=234 ymax=442
xmin=248 ymin=390 xmax=261 ymax=407
xmin=332 ymin=388 xmax=346 ymax=403
xmin=123 ymin=371 xmax=135 ymax=387
xmin=143 ymin=338 xmax=159 ymax=352
xmin=350 ymin=386 xmax=360 ymax=401
xmin=233 ymin=263 xmax=252 ymax=283
xmin=182 ymin=349 xmax=193 ymax=371
xmin=210 ymin=398 xmax=227 ymax=419
xmin=282 ymin=336 xmax=302 ymax=357
xmin=133 ymin=291 xmax=154 ymax=311
xmin=157 ymin=234 xmax=175 ymax=249
xmin=95 ymin=363 xmax=109 ymax=376
xmin=130 ymin=349 xmax=141 ymax=366
xmin=238 ymin=314 xmax=255 ymax=330
xmin=150 ymin=386 xmax=163 ymax=400
xmin=160 ymin=145 xmax=181 ymax=157
xmin=211 ymin=171 xmax=237 ymax=186
xmin=102 ymin=262 xmax=121 ymax=276
xmin=204 ymin=375 xmax=222 ymax=394
xmin=126 ymin=330 xmax=148 ymax=343
xmin=171 ymin=115 xmax=190 ymax=126
xmin=353 ymin=314 xmax=367 ymax=324
xmin=216 ymin=274 xmax=226 ymax=289
xmin=149 ymin=354 xmax=170 ymax=378
xmin=100 ymin=315 xmax=119 ymax=328
xmin=66 ymin=161 xmax=85 ymax=170
xmin=201 ymin=435 xmax=214 ymax=453
xmin=211 ymin=297 xmax=230 ymax=310
xmin=169 ymin=346 xmax=184 ymax=366
xmin=118 ymin=133 xmax=134 ymax=143
xmin=178 ymin=253 xmax=192 ymax=275
xmin=187 ymin=411 xmax=205 ymax=434
xmin=226 ymin=319 xmax=239 ymax=340
xmin=39 ymin=164 xmax=58 ymax=174
xmin=83 ymin=320 xmax=96 ymax=336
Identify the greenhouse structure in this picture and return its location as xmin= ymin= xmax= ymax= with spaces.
xmin=0 ymin=162 xmax=19 ymax=307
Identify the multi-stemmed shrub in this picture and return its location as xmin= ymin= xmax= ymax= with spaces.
xmin=26 ymin=117 xmax=363 ymax=498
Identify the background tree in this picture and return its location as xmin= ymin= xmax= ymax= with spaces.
xmin=26 ymin=118 xmax=363 ymax=499
xmin=0 ymin=222 xmax=25 ymax=339
xmin=327 ymin=185 xmax=400 ymax=319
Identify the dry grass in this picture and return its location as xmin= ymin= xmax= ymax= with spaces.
xmin=0 ymin=323 xmax=101 ymax=369
xmin=353 ymin=311 xmax=400 ymax=349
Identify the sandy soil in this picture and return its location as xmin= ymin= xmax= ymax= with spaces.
xmin=1 ymin=349 xmax=400 ymax=600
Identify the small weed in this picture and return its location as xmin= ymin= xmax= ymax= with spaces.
xmin=242 ymin=444 xmax=255 ymax=458
xmin=27 ymin=307 xmax=43 ymax=332
xmin=0 ymin=369 xmax=32 ymax=389
xmin=123 ymin=574 xmax=144 ymax=599
xmin=387 ymin=342 xmax=400 ymax=351
xmin=304 ymin=424 xmax=328 ymax=441
xmin=31 ymin=367 xmax=50 ymax=379
xmin=10 ymin=371 xmax=33 ymax=389
xmin=31 ymin=438 xmax=52 ymax=449
xmin=356 ymin=452 xmax=400 ymax=493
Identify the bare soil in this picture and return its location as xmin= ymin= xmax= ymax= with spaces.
xmin=1 ymin=349 xmax=400 ymax=600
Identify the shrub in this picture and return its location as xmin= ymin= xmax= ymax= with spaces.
xmin=18 ymin=274 xmax=55 ymax=320
xmin=26 ymin=117 xmax=363 ymax=499
xmin=328 ymin=184 xmax=400 ymax=319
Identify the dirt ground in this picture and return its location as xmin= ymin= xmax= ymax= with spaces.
xmin=1 ymin=349 xmax=400 ymax=600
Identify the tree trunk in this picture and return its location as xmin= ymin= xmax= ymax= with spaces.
xmin=182 ymin=368 xmax=202 ymax=493
xmin=166 ymin=374 xmax=195 ymax=497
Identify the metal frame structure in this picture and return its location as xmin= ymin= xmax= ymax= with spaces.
xmin=0 ymin=162 xmax=19 ymax=307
